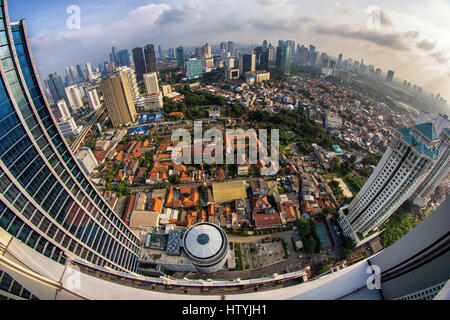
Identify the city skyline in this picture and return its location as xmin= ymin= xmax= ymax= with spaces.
xmin=6 ymin=0 xmax=450 ymax=104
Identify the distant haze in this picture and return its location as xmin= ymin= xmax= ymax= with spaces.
xmin=7 ymin=0 xmax=450 ymax=106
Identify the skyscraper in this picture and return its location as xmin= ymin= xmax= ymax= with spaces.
xmin=85 ymin=62 xmax=93 ymax=80
xmin=47 ymin=72 xmax=69 ymax=106
xmin=100 ymin=71 xmax=137 ymax=127
xmin=239 ymin=52 xmax=256 ymax=76
xmin=65 ymin=85 xmax=83 ymax=110
xmin=176 ymin=46 xmax=185 ymax=68
xmin=227 ymin=41 xmax=235 ymax=56
xmin=263 ymin=40 xmax=268 ymax=49
xmin=118 ymin=49 xmax=131 ymax=67
xmin=158 ymin=45 xmax=163 ymax=59
xmin=386 ymin=70 xmax=395 ymax=82
xmin=86 ymin=87 xmax=102 ymax=111
xmin=276 ymin=44 xmax=291 ymax=74
xmin=220 ymin=42 xmax=227 ymax=53
xmin=143 ymin=72 xmax=160 ymax=95
xmin=144 ymin=44 xmax=157 ymax=73
xmin=132 ymin=47 xmax=146 ymax=82
xmin=0 ymin=4 xmax=139 ymax=273
xmin=338 ymin=122 xmax=442 ymax=242
xmin=202 ymin=42 xmax=212 ymax=59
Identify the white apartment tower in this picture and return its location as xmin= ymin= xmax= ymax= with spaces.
xmin=65 ymin=84 xmax=83 ymax=109
xmin=87 ymin=87 xmax=102 ymax=111
xmin=339 ymin=122 xmax=441 ymax=242
xmin=143 ymin=72 xmax=160 ymax=95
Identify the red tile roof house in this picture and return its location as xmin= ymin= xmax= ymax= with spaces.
xmin=253 ymin=212 xmax=282 ymax=229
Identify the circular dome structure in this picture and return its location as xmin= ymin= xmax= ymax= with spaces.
xmin=183 ymin=222 xmax=229 ymax=273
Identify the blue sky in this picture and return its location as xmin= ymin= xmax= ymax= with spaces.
xmin=6 ymin=0 xmax=450 ymax=104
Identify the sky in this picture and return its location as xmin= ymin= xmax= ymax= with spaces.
xmin=7 ymin=0 xmax=450 ymax=106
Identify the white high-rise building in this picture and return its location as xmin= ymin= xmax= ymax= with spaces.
xmin=56 ymin=99 xmax=71 ymax=121
xmin=87 ymin=87 xmax=102 ymax=111
xmin=65 ymin=84 xmax=83 ymax=109
xmin=339 ymin=122 xmax=441 ymax=242
xmin=143 ymin=72 xmax=159 ymax=95
xmin=86 ymin=62 xmax=93 ymax=80
xmin=58 ymin=118 xmax=81 ymax=137
xmin=116 ymin=66 xmax=139 ymax=100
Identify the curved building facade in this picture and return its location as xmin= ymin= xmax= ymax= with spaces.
xmin=0 ymin=0 xmax=139 ymax=273
xmin=183 ymin=223 xmax=228 ymax=273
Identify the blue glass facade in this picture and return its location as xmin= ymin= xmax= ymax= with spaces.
xmin=0 ymin=0 xmax=139 ymax=272
xmin=186 ymin=59 xmax=203 ymax=80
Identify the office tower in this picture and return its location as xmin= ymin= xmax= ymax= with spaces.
xmin=297 ymin=45 xmax=308 ymax=65
xmin=339 ymin=122 xmax=441 ymax=242
xmin=168 ymin=48 xmax=175 ymax=59
xmin=100 ymin=71 xmax=137 ymax=127
xmin=86 ymin=87 xmax=102 ymax=111
xmin=202 ymin=42 xmax=212 ymax=59
xmin=186 ymin=58 xmax=203 ymax=80
xmin=48 ymin=72 xmax=69 ymax=106
xmin=220 ymin=42 xmax=227 ymax=53
xmin=132 ymin=47 xmax=146 ymax=82
xmin=144 ymin=44 xmax=157 ymax=73
xmin=276 ymin=45 xmax=292 ymax=74
xmin=115 ymin=66 xmax=139 ymax=100
xmin=263 ymin=40 xmax=268 ymax=49
xmin=111 ymin=46 xmax=120 ymax=66
xmin=254 ymin=47 xmax=269 ymax=71
xmin=337 ymin=53 xmax=343 ymax=68
xmin=176 ymin=46 xmax=184 ymax=68
xmin=76 ymin=64 xmax=84 ymax=82
xmin=227 ymin=41 xmax=235 ymax=56
xmin=65 ymin=85 xmax=83 ymax=110
xmin=0 ymin=3 xmax=139 ymax=274
xmin=386 ymin=70 xmax=395 ymax=82
xmin=239 ymin=52 xmax=256 ymax=76
xmin=158 ymin=45 xmax=163 ymax=59
xmin=308 ymin=45 xmax=316 ymax=65
xmin=118 ymin=49 xmax=131 ymax=67
xmin=85 ymin=62 xmax=93 ymax=80
xmin=268 ymin=44 xmax=275 ymax=62
xmin=65 ymin=67 xmax=75 ymax=85
xmin=143 ymin=72 xmax=160 ymax=95
xmin=224 ymin=57 xmax=235 ymax=69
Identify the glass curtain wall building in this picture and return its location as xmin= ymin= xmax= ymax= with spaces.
xmin=0 ymin=0 xmax=139 ymax=273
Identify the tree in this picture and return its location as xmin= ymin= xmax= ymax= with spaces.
xmin=304 ymin=238 xmax=317 ymax=254
xmin=296 ymin=218 xmax=311 ymax=238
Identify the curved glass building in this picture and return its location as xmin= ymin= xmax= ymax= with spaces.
xmin=0 ymin=0 xmax=139 ymax=273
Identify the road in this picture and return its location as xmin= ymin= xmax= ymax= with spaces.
xmin=70 ymin=106 xmax=106 ymax=153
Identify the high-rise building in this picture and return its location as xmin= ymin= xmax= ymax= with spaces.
xmin=276 ymin=45 xmax=291 ymax=74
xmin=100 ymin=71 xmax=137 ymax=127
xmin=47 ymin=72 xmax=69 ymax=106
xmin=158 ymin=45 xmax=163 ymax=59
xmin=176 ymin=46 xmax=184 ymax=68
xmin=168 ymin=48 xmax=175 ymax=59
xmin=85 ymin=62 xmax=93 ymax=80
xmin=186 ymin=58 xmax=203 ymax=80
xmin=338 ymin=122 xmax=441 ymax=242
xmin=263 ymin=40 xmax=268 ymax=49
xmin=118 ymin=49 xmax=131 ymax=67
xmin=86 ymin=87 xmax=102 ymax=111
xmin=56 ymin=99 xmax=71 ymax=121
xmin=144 ymin=44 xmax=157 ymax=73
xmin=386 ymin=70 xmax=395 ymax=82
xmin=65 ymin=85 xmax=83 ymax=110
xmin=239 ymin=52 xmax=255 ymax=76
xmin=220 ymin=42 xmax=227 ymax=53
xmin=143 ymin=72 xmax=159 ymax=95
xmin=132 ymin=47 xmax=146 ymax=82
xmin=227 ymin=41 xmax=235 ymax=56
xmin=0 ymin=4 xmax=139 ymax=273
xmin=111 ymin=46 xmax=120 ymax=66
xmin=202 ymin=42 xmax=212 ymax=59
xmin=76 ymin=64 xmax=84 ymax=82
xmin=115 ymin=66 xmax=139 ymax=100
xmin=254 ymin=47 xmax=269 ymax=71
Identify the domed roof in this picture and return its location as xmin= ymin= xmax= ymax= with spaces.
xmin=184 ymin=223 xmax=225 ymax=260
